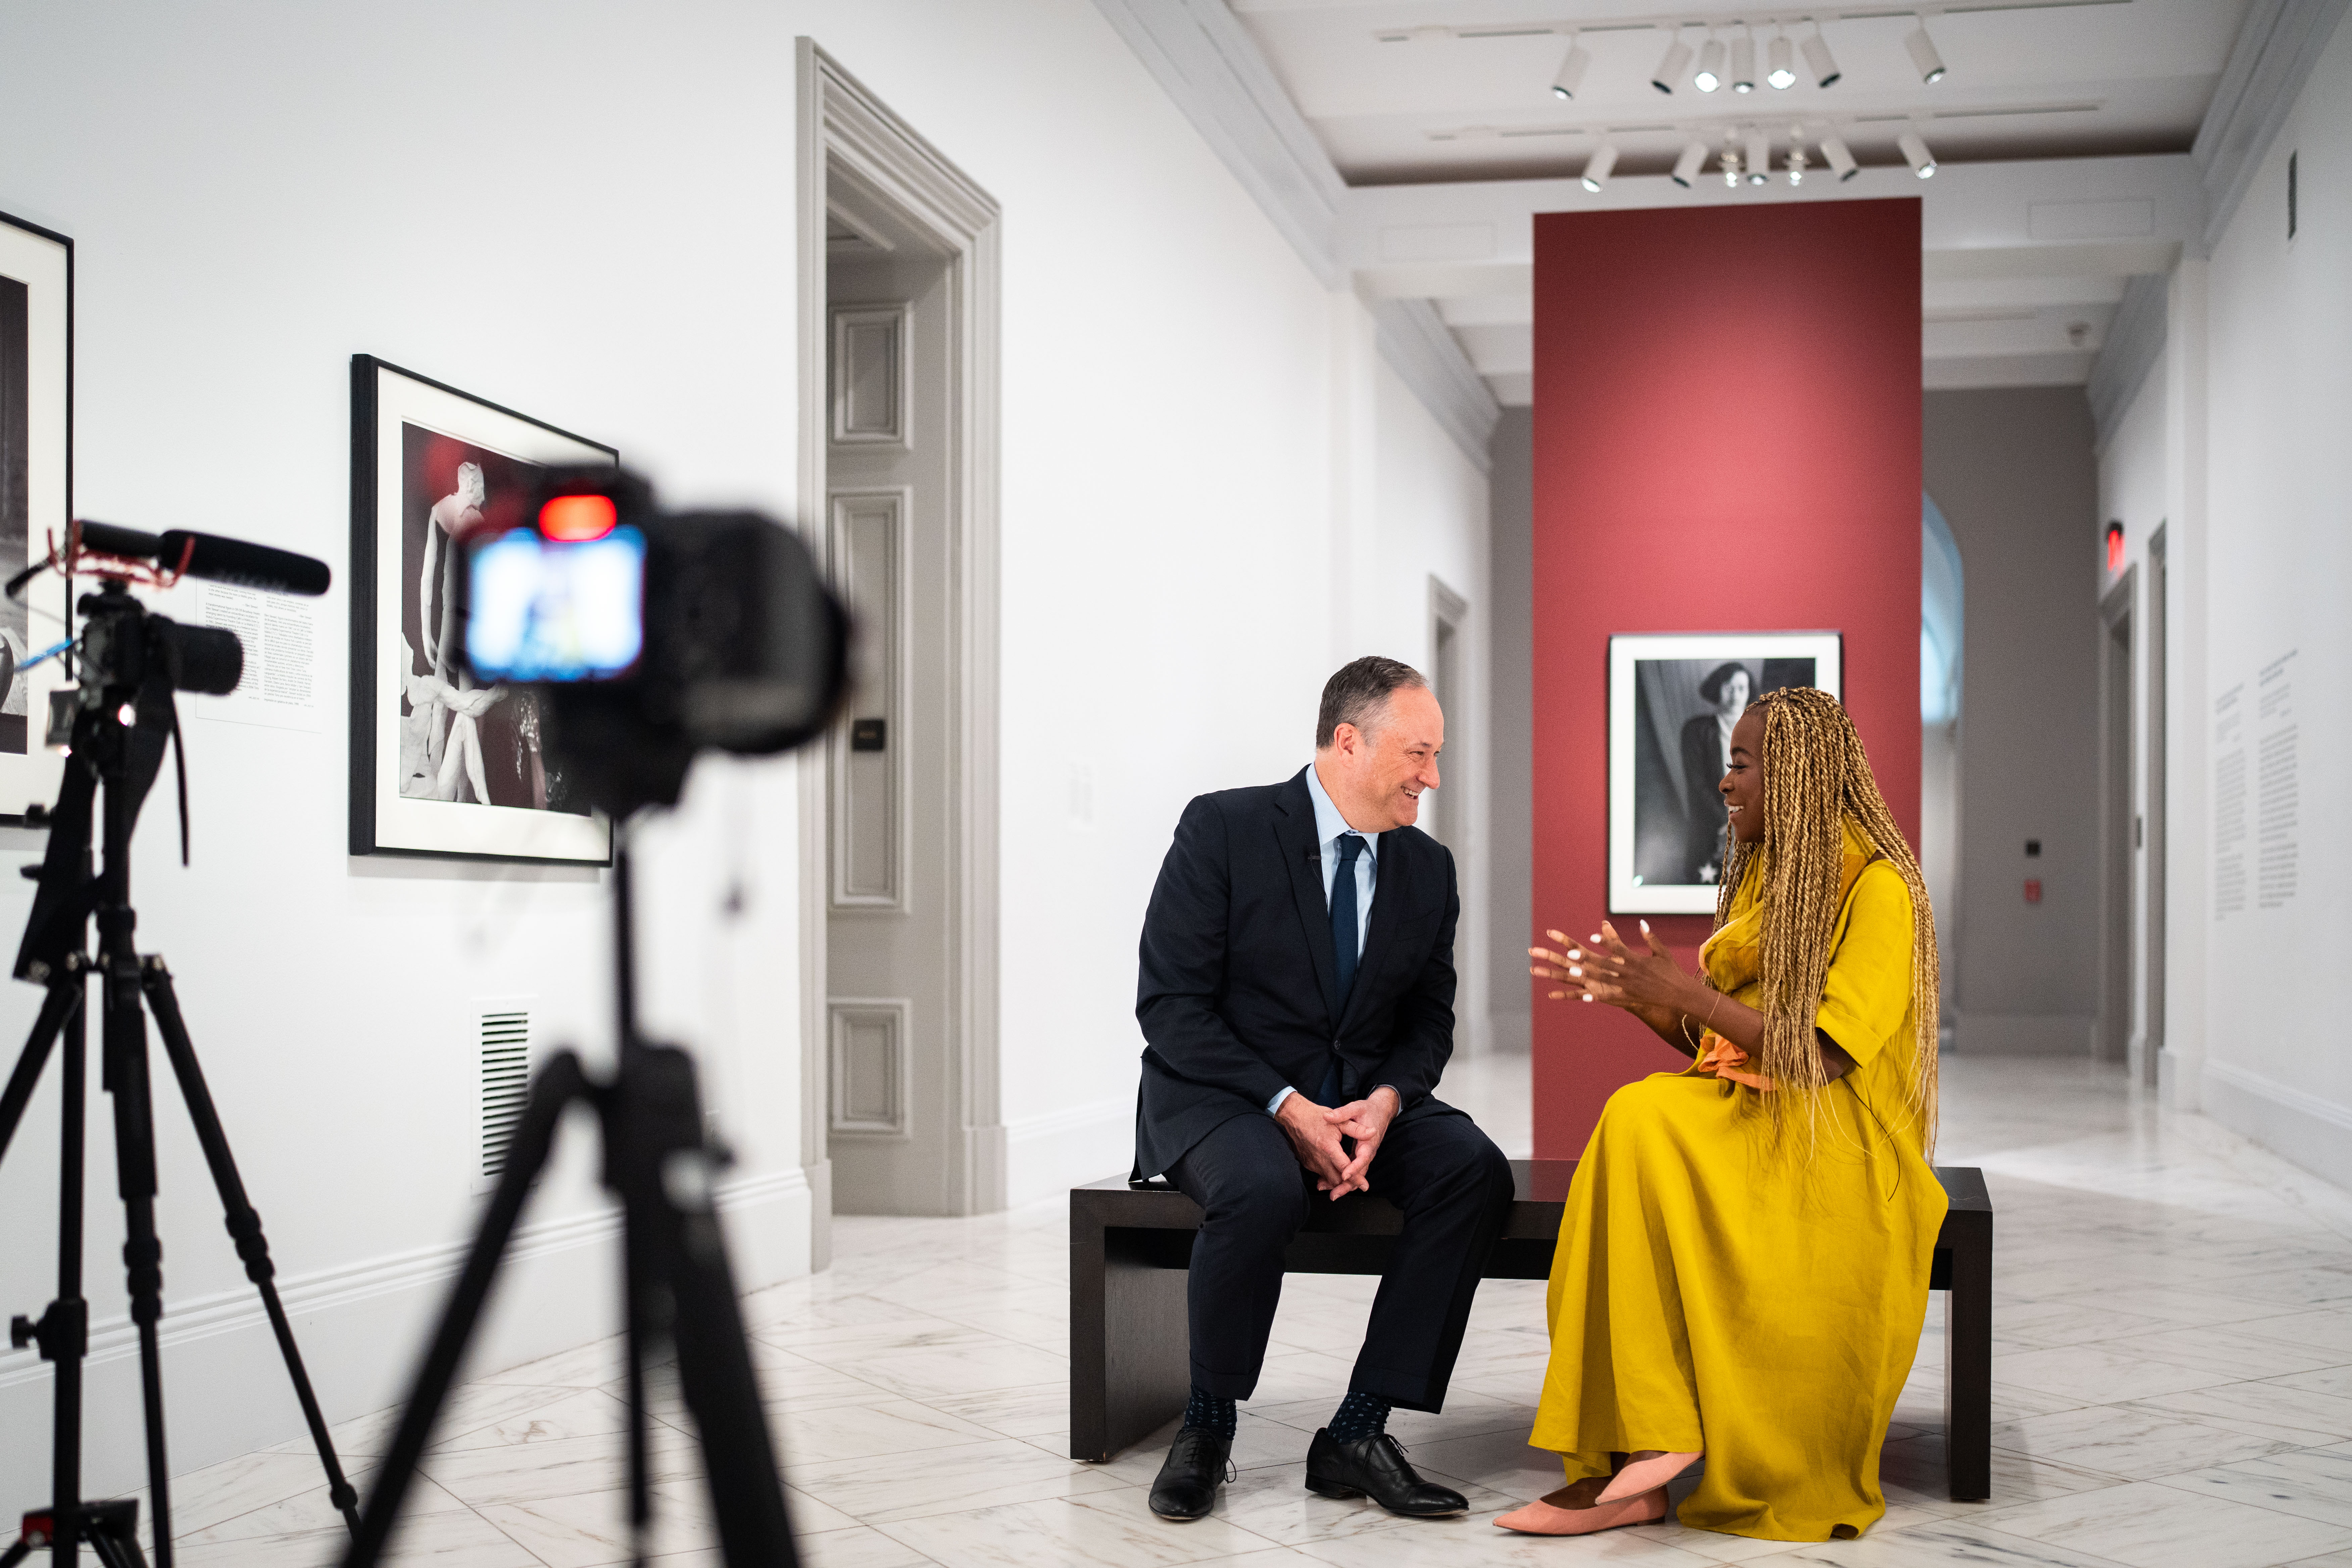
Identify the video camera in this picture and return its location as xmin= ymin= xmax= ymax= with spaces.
xmin=454 ymin=467 xmax=849 ymax=817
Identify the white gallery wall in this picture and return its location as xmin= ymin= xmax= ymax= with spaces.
xmin=2197 ymin=10 xmax=2349 ymax=1184
xmin=2098 ymin=8 xmax=2352 ymax=1186
xmin=0 ymin=0 xmax=1497 ymax=1508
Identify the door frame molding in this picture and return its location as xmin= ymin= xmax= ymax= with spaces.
xmin=2097 ymin=565 xmax=2137 ymax=1068
xmin=796 ymin=40 xmax=1004 ymax=1255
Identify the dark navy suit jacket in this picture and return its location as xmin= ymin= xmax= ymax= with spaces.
xmin=1132 ymin=767 xmax=1463 ymax=1180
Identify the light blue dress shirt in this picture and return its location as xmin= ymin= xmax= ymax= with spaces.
xmin=1267 ymin=764 xmax=1382 ymax=1115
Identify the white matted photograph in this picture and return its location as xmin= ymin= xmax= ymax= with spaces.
xmin=1609 ymin=631 xmax=1843 ymax=914
xmin=0 ymin=211 xmax=72 ymax=816
xmin=348 ymin=355 xmax=616 ymax=862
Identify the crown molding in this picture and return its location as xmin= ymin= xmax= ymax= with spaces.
xmin=1091 ymin=0 xmax=1344 ymax=285
xmin=2086 ymin=271 xmax=2168 ymax=450
xmin=1094 ymin=0 xmax=1501 ymax=467
xmin=1370 ymin=298 xmax=1503 ymax=471
xmin=2195 ymin=0 xmax=2352 ymax=250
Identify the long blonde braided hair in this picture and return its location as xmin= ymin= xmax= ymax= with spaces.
xmin=1713 ymin=686 xmax=1940 ymax=1158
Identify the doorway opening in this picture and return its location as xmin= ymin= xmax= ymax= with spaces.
xmin=2144 ymin=528 xmax=2167 ymax=1089
xmin=1426 ymin=578 xmax=1468 ymax=852
xmin=2097 ymin=568 xmax=2137 ymax=1066
xmin=796 ymin=43 xmax=1002 ymax=1244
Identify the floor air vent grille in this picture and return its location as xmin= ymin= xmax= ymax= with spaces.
xmin=480 ymin=1009 xmax=531 ymax=1181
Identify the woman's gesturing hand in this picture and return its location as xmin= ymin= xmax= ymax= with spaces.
xmin=1528 ymin=920 xmax=1697 ymax=1013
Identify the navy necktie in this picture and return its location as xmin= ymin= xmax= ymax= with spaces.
xmin=1331 ymin=833 xmax=1367 ymax=1010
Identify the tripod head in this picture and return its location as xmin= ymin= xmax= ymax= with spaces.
xmin=9 ymin=526 xmax=327 ymax=986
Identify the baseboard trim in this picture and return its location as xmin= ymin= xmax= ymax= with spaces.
xmin=1004 ymin=1093 xmax=1130 ymax=1209
xmin=2202 ymin=1060 xmax=2352 ymax=1190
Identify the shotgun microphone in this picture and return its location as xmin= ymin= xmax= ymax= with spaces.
xmin=74 ymin=519 xmax=332 ymax=597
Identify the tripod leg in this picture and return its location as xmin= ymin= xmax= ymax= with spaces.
xmin=100 ymin=950 xmax=173 ymax=1568
xmin=0 ymin=970 xmax=91 ymax=1568
xmin=623 ymin=1218 xmax=651 ymax=1567
xmin=138 ymin=960 xmax=361 ymax=1533
xmin=614 ymin=1046 xmax=797 ymax=1568
xmin=0 ymin=969 xmax=82 ymax=1162
xmin=339 ymin=1052 xmax=589 ymax=1568
xmin=53 ymin=989 xmax=90 ymax=1568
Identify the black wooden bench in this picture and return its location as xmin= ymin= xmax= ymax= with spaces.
xmin=1070 ymin=1158 xmax=1991 ymax=1501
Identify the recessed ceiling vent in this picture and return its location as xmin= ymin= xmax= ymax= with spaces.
xmin=480 ymin=1006 xmax=532 ymax=1182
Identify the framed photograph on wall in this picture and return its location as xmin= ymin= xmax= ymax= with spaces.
xmin=1608 ymin=631 xmax=1843 ymax=914
xmin=0 ymin=212 xmax=72 ymax=818
xmin=349 ymin=355 xmax=616 ymax=862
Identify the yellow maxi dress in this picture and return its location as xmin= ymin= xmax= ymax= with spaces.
xmin=1528 ymin=821 xmax=1947 ymax=1542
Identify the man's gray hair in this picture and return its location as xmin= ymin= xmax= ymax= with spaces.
xmin=1315 ymin=656 xmax=1427 ymax=749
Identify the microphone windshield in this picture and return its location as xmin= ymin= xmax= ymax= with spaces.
xmin=72 ymin=520 xmax=332 ymax=597
xmin=161 ymin=531 xmax=332 ymax=597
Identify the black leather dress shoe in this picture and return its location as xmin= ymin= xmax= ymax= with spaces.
xmin=1149 ymin=1427 xmax=1234 ymax=1520
xmin=1304 ymin=1428 xmax=1468 ymax=1517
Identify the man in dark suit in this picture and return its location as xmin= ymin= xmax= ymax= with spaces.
xmin=1134 ymin=656 xmax=1514 ymax=1522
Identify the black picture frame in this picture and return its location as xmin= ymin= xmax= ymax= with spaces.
xmin=348 ymin=355 xmax=617 ymax=863
xmin=1608 ymin=630 xmax=1845 ymax=913
xmin=0 ymin=209 xmax=73 ymax=822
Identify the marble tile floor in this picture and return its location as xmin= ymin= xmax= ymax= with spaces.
xmin=136 ymin=1057 xmax=2352 ymax=1566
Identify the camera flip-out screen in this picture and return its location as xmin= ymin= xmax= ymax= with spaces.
xmin=465 ymin=524 xmax=646 ymax=682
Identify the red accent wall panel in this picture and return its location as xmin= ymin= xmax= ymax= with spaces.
xmin=1530 ymin=198 xmax=1922 ymax=1157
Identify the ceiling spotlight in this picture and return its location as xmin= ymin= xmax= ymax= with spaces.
xmin=1803 ymin=23 xmax=1842 ymax=87
xmin=1900 ymin=127 xmax=1938 ymax=177
xmin=1906 ymin=15 xmax=1947 ymax=84
xmin=1651 ymin=27 xmax=1694 ymax=93
xmin=1767 ymin=32 xmax=1796 ymax=89
xmin=1820 ymin=131 xmax=1859 ymax=180
xmin=1786 ymin=126 xmax=1809 ymax=184
xmin=1746 ymin=128 xmax=1771 ymax=185
xmin=1721 ymin=133 xmax=1743 ymax=187
xmin=1694 ymin=32 xmax=1725 ymax=92
xmin=1730 ymin=27 xmax=1757 ymax=92
xmin=1581 ymin=141 xmax=1619 ymax=192
xmin=1671 ymin=137 xmax=1709 ymax=187
xmin=1552 ymin=33 xmax=1592 ymax=99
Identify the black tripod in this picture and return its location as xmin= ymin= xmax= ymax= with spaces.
xmin=339 ymin=821 xmax=796 ymax=1568
xmin=0 ymin=585 xmax=360 ymax=1567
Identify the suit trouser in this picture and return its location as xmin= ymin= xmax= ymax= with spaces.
xmin=1167 ymin=1107 xmax=1514 ymax=1411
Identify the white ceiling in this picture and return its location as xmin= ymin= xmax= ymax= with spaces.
xmin=1232 ymin=0 xmax=2252 ymax=185
xmin=1203 ymin=0 xmax=2255 ymax=405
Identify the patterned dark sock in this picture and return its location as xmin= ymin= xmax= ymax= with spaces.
xmin=1329 ymin=1389 xmax=1391 ymax=1443
xmin=1182 ymin=1384 xmax=1237 ymax=1439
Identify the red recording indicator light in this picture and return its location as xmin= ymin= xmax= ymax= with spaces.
xmin=2105 ymin=520 xmax=2124 ymax=574
xmin=540 ymin=494 xmax=619 ymax=542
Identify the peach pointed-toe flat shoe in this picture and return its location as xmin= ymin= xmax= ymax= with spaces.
xmin=1596 ymin=1449 xmax=1701 ymax=1503
xmin=1492 ymin=1479 xmax=1668 ymax=1536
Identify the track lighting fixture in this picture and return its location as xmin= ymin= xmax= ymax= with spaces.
xmin=1651 ymin=27 xmax=1694 ymax=93
xmin=1820 ymin=132 xmax=1859 ymax=180
xmin=1746 ymin=128 xmax=1771 ymax=185
xmin=1802 ymin=23 xmax=1842 ymax=88
xmin=1900 ymin=127 xmax=1938 ymax=177
xmin=1767 ymin=32 xmax=1796 ymax=90
xmin=1671 ymin=138 xmax=1709 ymax=187
xmin=1730 ymin=28 xmax=1757 ymax=92
xmin=1906 ymin=15 xmax=1947 ymax=84
xmin=1581 ymin=141 xmax=1618 ymax=193
xmin=1552 ymin=33 xmax=1592 ymax=99
xmin=1786 ymin=127 xmax=1808 ymax=184
xmin=1721 ymin=133 xmax=1743 ymax=188
xmin=1694 ymin=32 xmax=1725 ymax=92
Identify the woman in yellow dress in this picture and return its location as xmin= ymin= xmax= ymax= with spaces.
xmin=1494 ymin=686 xmax=1946 ymax=1543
